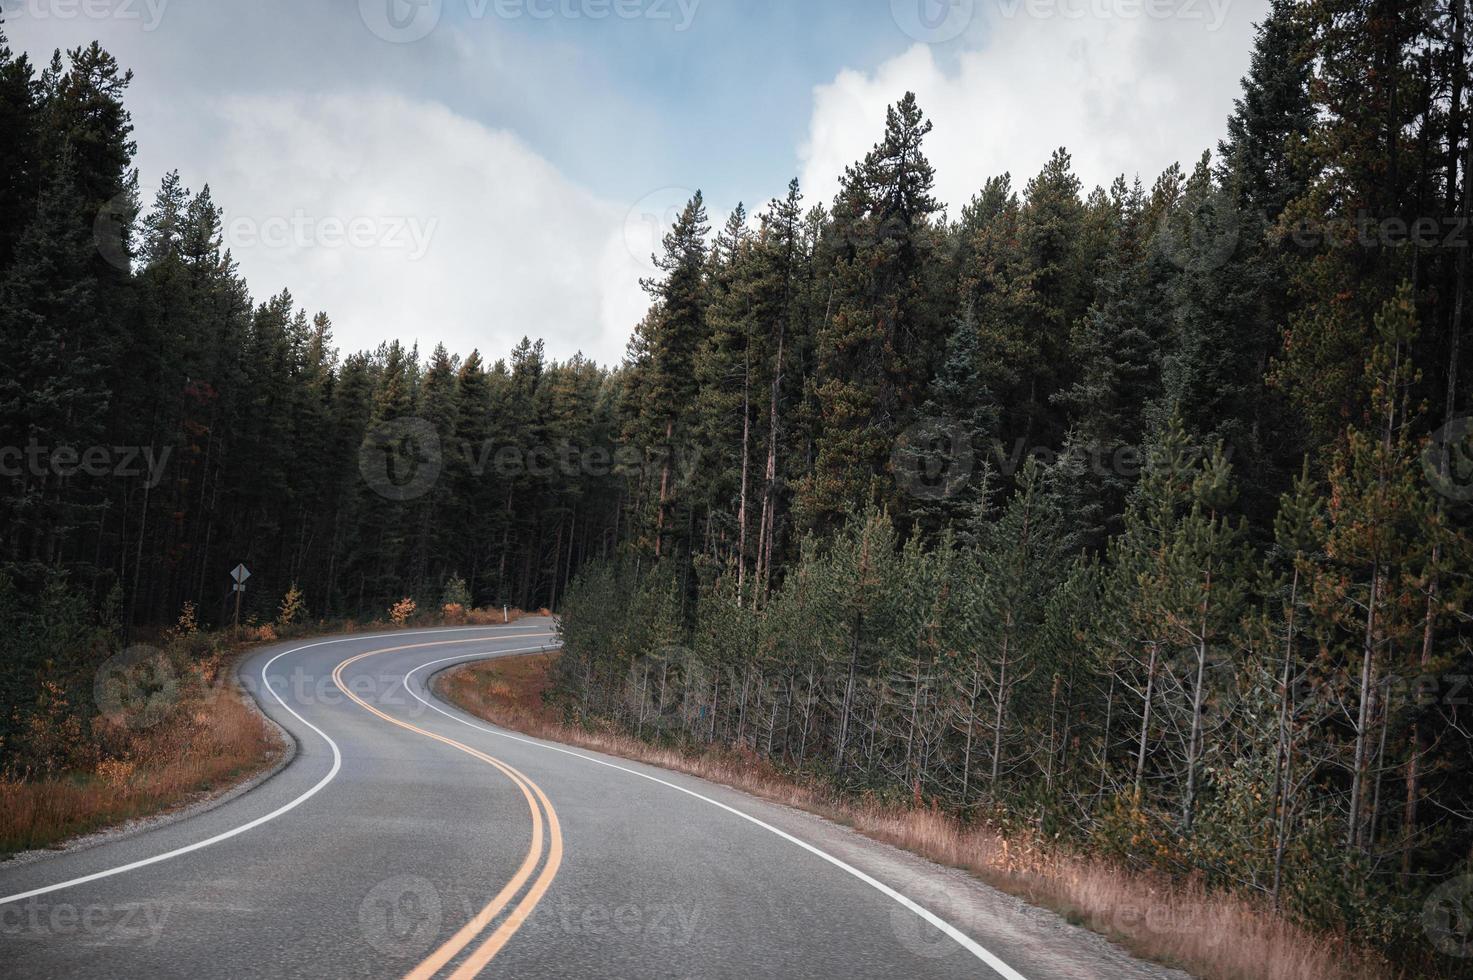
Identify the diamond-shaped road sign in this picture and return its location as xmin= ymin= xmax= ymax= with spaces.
xmin=231 ymin=564 xmax=251 ymax=585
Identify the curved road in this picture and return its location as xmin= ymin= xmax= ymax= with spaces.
xmin=1 ymin=621 xmax=1186 ymax=979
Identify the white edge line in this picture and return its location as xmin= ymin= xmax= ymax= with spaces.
xmin=402 ymin=646 xmax=1030 ymax=980
xmin=0 ymin=624 xmax=550 ymax=906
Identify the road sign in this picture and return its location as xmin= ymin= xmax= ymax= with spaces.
xmin=230 ymin=564 xmax=251 ymax=627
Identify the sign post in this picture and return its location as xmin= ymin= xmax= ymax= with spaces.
xmin=231 ymin=564 xmax=251 ymax=627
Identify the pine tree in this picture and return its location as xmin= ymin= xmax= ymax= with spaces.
xmin=0 ymin=27 xmax=42 ymax=272
xmin=1155 ymin=445 xmax=1253 ymax=831
xmin=630 ymin=193 xmax=709 ymax=559
xmin=1010 ymin=148 xmax=1087 ymax=451
xmin=967 ymin=457 xmax=1069 ymax=798
xmin=801 ymin=93 xmax=944 ymax=532
xmin=1218 ymin=0 xmax=1315 ymax=224
xmin=1055 ymin=175 xmax=1164 ymax=550
xmin=899 ymin=305 xmax=996 ymax=540
xmin=1316 ymin=283 xmax=1437 ymax=852
xmin=1264 ymin=458 xmax=1326 ymax=904
xmin=751 ymin=179 xmax=812 ymax=598
xmin=694 ymin=203 xmax=759 ymax=588
xmin=1274 ymin=0 xmax=1428 ymax=443
xmin=0 ymin=152 xmax=107 ymax=567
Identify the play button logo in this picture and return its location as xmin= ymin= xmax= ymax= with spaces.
xmin=360 ymin=0 xmax=442 ymax=43
xmin=892 ymin=0 xmax=974 ymax=43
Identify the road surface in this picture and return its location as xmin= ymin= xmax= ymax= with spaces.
xmin=0 ymin=620 xmax=1187 ymax=979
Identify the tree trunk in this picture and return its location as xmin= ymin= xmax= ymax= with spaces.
xmin=1098 ymin=670 xmax=1116 ymax=803
xmin=1349 ymin=568 xmax=1380 ymax=851
xmin=655 ymin=419 xmax=674 ymax=558
xmin=835 ymin=620 xmax=861 ymax=772
xmin=736 ymin=347 xmax=752 ymax=602
xmin=1134 ymin=642 xmax=1158 ymax=799
xmin=1183 ymin=557 xmax=1214 ymax=832
xmin=1271 ymin=565 xmax=1300 ymax=908
xmin=990 ymin=614 xmax=1013 ymax=787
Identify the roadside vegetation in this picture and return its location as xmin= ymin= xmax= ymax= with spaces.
xmin=4 ymin=3 xmax=1471 ymax=976
xmin=0 ymin=580 xmax=284 ymax=856
xmin=440 ymin=650 xmax=1396 ymax=980
xmin=0 ymin=572 xmax=529 ymax=857
xmin=521 ymin=1 xmax=1471 ymax=973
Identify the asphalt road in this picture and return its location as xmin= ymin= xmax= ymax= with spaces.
xmin=0 ymin=621 xmax=1188 ymax=979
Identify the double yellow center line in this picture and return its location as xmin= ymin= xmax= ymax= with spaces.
xmin=330 ymin=635 xmax=562 ymax=979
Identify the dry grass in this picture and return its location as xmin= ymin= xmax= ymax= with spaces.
xmin=438 ymin=652 xmax=1400 ymax=980
xmin=0 ymin=605 xmax=535 ymax=857
xmin=0 ymin=673 xmax=282 ymax=856
xmin=436 ymin=605 xmax=531 ymax=626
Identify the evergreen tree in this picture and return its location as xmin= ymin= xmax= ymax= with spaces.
xmin=0 ymin=153 xmax=107 ymax=568
xmin=628 ymin=193 xmax=709 ymax=559
xmin=1054 ymin=175 xmax=1164 ymax=550
xmin=801 ymin=93 xmax=944 ymax=532
xmin=0 ymin=26 xmax=42 ymax=272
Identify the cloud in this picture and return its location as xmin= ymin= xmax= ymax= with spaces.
xmin=173 ymin=91 xmax=646 ymax=366
xmin=799 ymin=1 xmax=1268 ymax=212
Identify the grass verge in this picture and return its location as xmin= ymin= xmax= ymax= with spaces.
xmin=0 ymin=652 xmax=282 ymax=856
xmin=0 ymin=605 xmax=537 ymax=858
xmin=437 ymin=651 xmax=1399 ymax=980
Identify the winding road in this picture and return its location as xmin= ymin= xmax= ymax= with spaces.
xmin=0 ymin=620 xmax=1187 ymax=979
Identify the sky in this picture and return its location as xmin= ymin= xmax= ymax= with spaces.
xmin=6 ymin=0 xmax=1269 ymax=368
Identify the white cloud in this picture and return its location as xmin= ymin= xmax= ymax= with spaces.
xmin=799 ymin=1 xmax=1269 ymax=213
xmin=160 ymin=91 xmax=647 ymax=367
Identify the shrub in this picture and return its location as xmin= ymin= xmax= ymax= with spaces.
xmin=94 ymin=758 xmax=135 ymax=788
xmin=389 ymin=597 xmax=417 ymax=627
xmin=277 ymin=583 xmax=305 ymax=629
xmin=441 ymin=574 xmax=472 ymax=610
xmin=173 ymin=601 xmax=199 ymax=638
